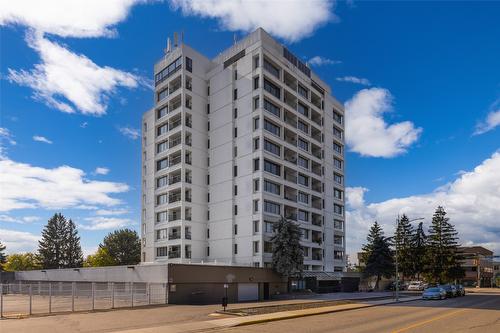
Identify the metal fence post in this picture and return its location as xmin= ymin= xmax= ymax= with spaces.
xmin=165 ymin=283 xmax=168 ymax=304
xmin=29 ymin=284 xmax=32 ymax=315
xmin=111 ymin=282 xmax=115 ymax=309
xmin=148 ymin=283 xmax=151 ymax=305
xmin=48 ymin=283 xmax=52 ymax=314
xmin=1 ymin=284 xmax=4 ymax=319
xmin=91 ymin=282 xmax=95 ymax=311
xmin=71 ymin=282 xmax=75 ymax=312
xmin=131 ymin=282 xmax=134 ymax=307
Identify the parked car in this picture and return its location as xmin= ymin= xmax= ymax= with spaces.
xmin=422 ymin=287 xmax=447 ymax=300
xmin=408 ymin=281 xmax=427 ymax=291
xmin=439 ymin=284 xmax=458 ymax=297
xmin=455 ymin=284 xmax=465 ymax=296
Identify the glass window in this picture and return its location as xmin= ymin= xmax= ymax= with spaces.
xmin=264 ymin=79 xmax=280 ymax=99
xmin=157 ymin=106 xmax=168 ymax=119
xmin=156 ymin=158 xmax=168 ymax=171
xmin=185 ymin=56 xmax=192 ymax=72
xmin=298 ymin=156 xmax=309 ymax=169
xmin=264 ymin=139 xmax=281 ymax=156
xmin=334 ymin=158 xmax=343 ymax=170
xmin=264 ymin=159 xmax=281 ymax=176
xmin=264 ymin=200 xmax=280 ymax=215
xmin=298 ymin=210 xmax=309 ymax=222
xmin=157 ymin=176 xmax=168 ymax=188
xmin=298 ymin=192 xmax=309 ymax=204
xmin=298 ymin=85 xmax=308 ymax=99
xmin=264 ymin=119 xmax=280 ymax=136
xmin=156 ymin=194 xmax=168 ymax=205
xmin=334 ymin=188 xmax=343 ymax=200
xmin=334 ymin=204 xmax=344 ymax=215
xmin=298 ymin=120 xmax=308 ymax=133
xmin=264 ymin=98 xmax=280 ymax=118
xmin=157 ymin=124 xmax=168 ymax=136
xmin=298 ymin=138 xmax=309 ymax=151
xmin=298 ymin=102 xmax=309 ymax=117
xmin=333 ymin=142 xmax=343 ymax=154
xmin=254 ymin=76 xmax=259 ymax=89
xmin=264 ymin=179 xmax=281 ymax=195
xmin=263 ymin=58 xmax=280 ymax=78
xmin=333 ymin=126 xmax=343 ymax=139
xmin=333 ymin=110 xmax=343 ymax=124
xmin=254 ymin=117 xmax=260 ymax=130
xmin=334 ymin=173 xmax=343 ymax=185
xmin=298 ymin=174 xmax=309 ymax=186
xmin=254 ymin=158 xmax=260 ymax=171
xmin=334 ymin=219 xmax=343 ymax=230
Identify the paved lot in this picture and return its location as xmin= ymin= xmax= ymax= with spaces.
xmin=222 ymin=294 xmax=500 ymax=333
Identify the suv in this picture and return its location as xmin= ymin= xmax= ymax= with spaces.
xmin=408 ymin=281 xmax=427 ymax=291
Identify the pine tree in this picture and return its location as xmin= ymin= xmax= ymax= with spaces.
xmin=362 ymin=221 xmax=394 ymax=290
xmin=64 ymin=219 xmax=83 ymax=268
xmin=425 ymin=206 xmax=463 ymax=283
xmin=101 ymin=229 xmax=141 ymax=265
xmin=38 ymin=213 xmax=68 ymax=269
xmin=271 ymin=216 xmax=304 ymax=280
xmin=0 ymin=241 xmax=7 ymax=270
xmin=394 ymin=214 xmax=415 ymax=280
xmin=411 ymin=222 xmax=427 ymax=280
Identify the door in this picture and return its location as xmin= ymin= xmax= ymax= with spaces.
xmin=263 ymin=283 xmax=270 ymax=300
xmin=237 ymin=283 xmax=259 ymax=302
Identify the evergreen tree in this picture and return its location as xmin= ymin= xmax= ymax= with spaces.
xmin=271 ymin=216 xmax=304 ymax=280
xmin=425 ymin=206 xmax=464 ymax=283
xmin=38 ymin=213 xmax=67 ymax=269
xmin=411 ymin=222 xmax=427 ymax=280
xmin=0 ymin=241 xmax=6 ymax=270
xmin=101 ymin=229 xmax=141 ymax=265
xmin=64 ymin=219 xmax=83 ymax=268
xmin=394 ymin=214 xmax=415 ymax=280
xmin=362 ymin=221 xmax=394 ymax=290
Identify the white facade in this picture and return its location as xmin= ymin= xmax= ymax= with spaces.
xmin=142 ymin=28 xmax=346 ymax=272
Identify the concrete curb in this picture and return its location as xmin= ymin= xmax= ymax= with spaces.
xmin=230 ymin=297 xmax=421 ymax=327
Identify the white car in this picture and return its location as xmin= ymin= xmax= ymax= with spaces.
xmin=407 ymin=281 xmax=427 ymax=291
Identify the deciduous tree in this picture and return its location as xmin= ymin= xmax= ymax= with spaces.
xmin=101 ymin=229 xmax=141 ymax=265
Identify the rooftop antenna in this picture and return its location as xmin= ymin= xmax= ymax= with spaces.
xmin=181 ymin=30 xmax=184 ymax=45
xmin=173 ymin=32 xmax=178 ymax=47
xmin=233 ymin=33 xmax=237 ymax=45
xmin=165 ymin=37 xmax=171 ymax=55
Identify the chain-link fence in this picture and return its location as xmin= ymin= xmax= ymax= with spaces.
xmin=0 ymin=282 xmax=167 ymax=318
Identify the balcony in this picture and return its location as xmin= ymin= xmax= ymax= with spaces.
xmin=169 ymin=117 xmax=182 ymax=131
xmin=284 ymin=205 xmax=297 ymax=221
xmin=185 ymin=189 xmax=192 ymax=202
xmin=311 ymin=144 xmax=322 ymax=159
xmin=169 ymin=96 xmax=182 ymax=113
xmin=311 ymin=91 xmax=322 ymax=110
xmin=168 ymin=233 xmax=180 ymax=240
xmin=284 ymin=129 xmax=297 ymax=146
xmin=169 ymin=154 xmax=182 ymax=167
xmin=312 ymin=231 xmax=322 ymax=245
xmin=312 ymin=179 xmax=322 ymax=193
xmin=168 ymin=76 xmax=181 ymax=94
xmin=169 ymin=135 xmax=182 ymax=148
xmin=284 ymin=91 xmax=297 ymax=110
xmin=311 ymin=126 xmax=322 ymax=143
xmin=284 ymin=71 xmax=297 ymax=91
xmin=168 ymin=251 xmax=180 ymax=259
xmin=284 ymin=147 xmax=297 ymax=165
xmin=284 ymin=167 xmax=297 ymax=184
xmin=284 ymin=110 xmax=297 ymax=128
xmin=311 ymin=161 xmax=322 ymax=177
xmin=284 ymin=186 xmax=297 ymax=203
xmin=185 ymin=231 xmax=192 ymax=240
xmin=312 ymin=249 xmax=323 ymax=261
xmin=312 ymin=214 xmax=322 ymax=226
xmin=185 ymin=77 xmax=192 ymax=91
xmin=168 ymin=173 xmax=181 ymax=185
xmin=311 ymin=196 xmax=322 ymax=210
xmin=185 ymin=207 xmax=192 ymax=221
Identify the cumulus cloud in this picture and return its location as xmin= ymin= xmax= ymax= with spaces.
xmin=345 ymin=88 xmax=422 ymax=158
xmin=336 ymin=76 xmax=371 ymax=86
xmin=0 ymin=228 xmax=40 ymax=254
xmin=79 ymin=216 xmax=133 ymax=230
xmin=0 ymin=214 xmax=40 ymax=224
xmin=346 ymin=151 xmax=500 ymax=258
xmin=119 ymin=126 xmax=140 ymax=140
xmin=308 ymin=56 xmax=341 ymax=66
xmin=8 ymin=33 xmax=140 ymax=115
xmin=0 ymin=157 xmax=129 ymax=212
xmin=33 ymin=135 xmax=53 ymax=144
xmin=94 ymin=167 xmax=110 ymax=175
xmin=95 ymin=209 xmax=129 ymax=216
xmin=0 ymin=127 xmax=17 ymax=146
xmin=170 ymin=0 xmax=336 ymax=42
xmin=474 ymin=99 xmax=500 ymax=135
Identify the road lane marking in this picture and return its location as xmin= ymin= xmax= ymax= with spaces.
xmin=391 ymin=308 xmax=468 ymax=333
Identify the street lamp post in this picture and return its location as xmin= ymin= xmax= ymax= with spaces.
xmin=395 ymin=216 xmax=424 ymax=302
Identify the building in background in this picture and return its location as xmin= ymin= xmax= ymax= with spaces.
xmin=141 ymin=28 xmax=346 ymax=273
xmin=460 ymin=246 xmax=494 ymax=287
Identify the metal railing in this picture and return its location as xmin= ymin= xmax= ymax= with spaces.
xmin=0 ymin=282 xmax=167 ymax=318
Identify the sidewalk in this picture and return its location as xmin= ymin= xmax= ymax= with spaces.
xmin=115 ymin=296 xmax=422 ymax=333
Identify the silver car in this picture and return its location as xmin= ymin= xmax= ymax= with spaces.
xmin=422 ymin=287 xmax=447 ymax=300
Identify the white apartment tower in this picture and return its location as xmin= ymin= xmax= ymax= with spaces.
xmin=141 ymin=28 xmax=346 ymax=272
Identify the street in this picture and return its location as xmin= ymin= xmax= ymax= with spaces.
xmin=222 ymin=294 xmax=500 ymax=333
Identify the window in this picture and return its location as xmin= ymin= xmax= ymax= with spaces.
xmin=263 ymin=58 xmax=280 ymax=78
xmin=334 ymin=219 xmax=343 ymax=230
xmin=298 ymin=102 xmax=309 ymax=117
xmin=254 ymin=97 xmax=260 ymax=110
xmin=334 ymin=204 xmax=344 ymax=216
xmin=234 ymin=165 xmax=238 ymax=177
xmin=254 ymin=158 xmax=260 ymax=171
xmin=264 ymin=180 xmax=281 ymax=195
xmin=157 ymin=106 xmax=168 ymax=119
xmin=234 ymin=108 xmax=238 ymax=119
xmin=207 ymin=246 xmax=210 ymax=256
xmin=298 ymin=120 xmax=308 ymax=133
xmin=157 ymin=176 xmax=168 ymax=188
xmin=234 ymin=205 xmax=238 ymax=215
xmin=234 ymin=69 xmax=238 ymax=80
xmin=207 ymin=174 xmax=210 ymax=185
xmin=333 ymin=126 xmax=343 ymax=139
xmin=264 ymin=99 xmax=280 ymax=118
xmin=333 ymin=142 xmax=343 ymax=155
xmin=234 ymin=127 xmax=238 ymax=138
xmin=156 ymin=229 xmax=167 ymax=240
xmin=157 ymin=140 xmax=168 ymax=153
xmin=233 ymin=89 xmax=238 ymax=100
xmin=254 ymin=55 xmax=260 ymax=68
xmin=234 ymin=146 xmax=238 ymax=157
xmin=264 ymin=159 xmax=281 ymax=176
xmin=300 ymin=228 xmax=309 ymax=240
xmin=156 ymin=158 xmax=168 ymax=171
xmin=264 ymin=222 xmax=274 ymax=233
xmin=234 ymin=185 xmax=238 ymax=196
xmin=156 ymin=247 xmax=168 ymax=257
xmin=185 ymin=56 xmax=192 ymax=72
xmin=207 ymin=139 xmax=210 ymax=148
xmin=298 ymin=138 xmax=309 ymax=151
xmin=264 ymin=200 xmax=280 ymax=215
xmin=254 ymin=137 xmax=260 ymax=150
xmin=157 ymin=194 xmax=167 ymax=205
xmin=254 ymin=76 xmax=259 ymax=89
xmin=298 ymin=85 xmax=308 ymax=99
xmin=253 ymin=220 xmax=260 ymax=233
xmin=155 ymin=56 xmax=182 ymax=86
xmin=334 ymin=188 xmax=343 ymax=200
xmin=234 ymin=244 xmax=238 ymax=254
xmin=333 ymin=110 xmax=343 ymax=124
xmin=207 ymin=103 xmax=210 ymax=114
xmin=253 ymin=241 xmax=260 ymax=253
xmin=334 ymin=158 xmax=343 ymax=170
xmin=264 ymin=241 xmax=273 ymax=253
xmin=334 ymin=173 xmax=343 ymax=185
xmin=264 ymin=79 xmax=280 ymax=99
xmin=334 ymin=250 xmax=344 ymax=260
xmin=264 ymin=119 xmax=280 ymax=136
xmin=254 ymin=199 xmax=259 ymax=212
xmin=264 ymin=139 xmax=281 ymax=156
xmin=234 ymin=224 xmax=238 ymax=235
xmin=207 ymin=228 xmax=210 ymax=238
xmin=157 ymin=124 xmax=168 ymax=136
xmin=298 ymin=210 xmax=309 ymax=222
xmin=298 ymin=174 xmax=309 ymax=187
xmin=298 ymin=156 xmax=309 ymax=169
xmin=156 ymin=211 xmax=167 ymax=223
xmin=298 ymin=192 xmax=309 ymax=204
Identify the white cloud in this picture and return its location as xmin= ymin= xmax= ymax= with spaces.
xmin=345 ymin=88 xmax=422 ymax=158
xmin=170 ymin=0 xmax=336 ymax=42
xmin=96 ymin=208 xmax=129 ymax=216
xmin=80 ymin=122 xmax=89 ymax=128
xmin=0 ymin=0 xmax=142 ymax=38
xmin=94 ymin=167 xmax=110 ymax=175
xmin=0 ymin=157 xmax=129 ymax=212
xmin=8 ymin=33 xmax=140 ymax=115
xmin=79 ymin=216 xmax=133 ymax=230
xmin=0 ymin=228 xmax=40 ymax=254
xmin=346 ymin=151 xmax=500 ymax=257
xmin=336 ymin=76 xmax=371 ymax=86
xmin=119 ymin=126 xmax=140 ymax=140
xmin=474 ymin=100 xmax=500 ymax=135
xmin=0 ymin=127 xmax=17 ymax=146
xmin=0 ymin=214 xmax=40 ymax=224
xmin=33 ymin=135 xmax=53 ymax=144
xmin=308 ymin=56 xmax=341 ymax=66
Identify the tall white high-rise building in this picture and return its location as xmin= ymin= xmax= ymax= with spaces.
xmin=141 ymin=28 xmax=346 ymax=272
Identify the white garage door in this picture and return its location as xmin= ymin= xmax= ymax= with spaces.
xmin=238 ymin=283 xmax=259 ymax=302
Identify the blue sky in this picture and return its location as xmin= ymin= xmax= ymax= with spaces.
xmin=1 ymin=1 xmax=499 ymax=259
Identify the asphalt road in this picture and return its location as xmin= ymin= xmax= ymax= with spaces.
xmin=222 ymin=293 xmax=500 ymax=333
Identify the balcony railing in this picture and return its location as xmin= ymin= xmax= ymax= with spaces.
xmin=168 ymin=214 xmax=180 ymax=222
xmin=169 ymin=137 xmax=182 ymax=148
xmin=185 ymin=232 xmax=192 ymax=240
xmin=168 ymin=194 xmax=181 ymax=203
xmin=312 ymin=254 xmax=323 ymax=261
xmin=168 ymin=251 xmax=180 ymax=259
xmin=169 ymin=174 xmax=181 ymax=185
xmin=168 ymin=233 xmax=180 ymax=240
xmin=185 ymin=251 xmax=192 ymax=259
xmin=169 ymin=156 xmax=181 ymax=166
xmin=169 ymin=119 xmax=181 ymax=130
